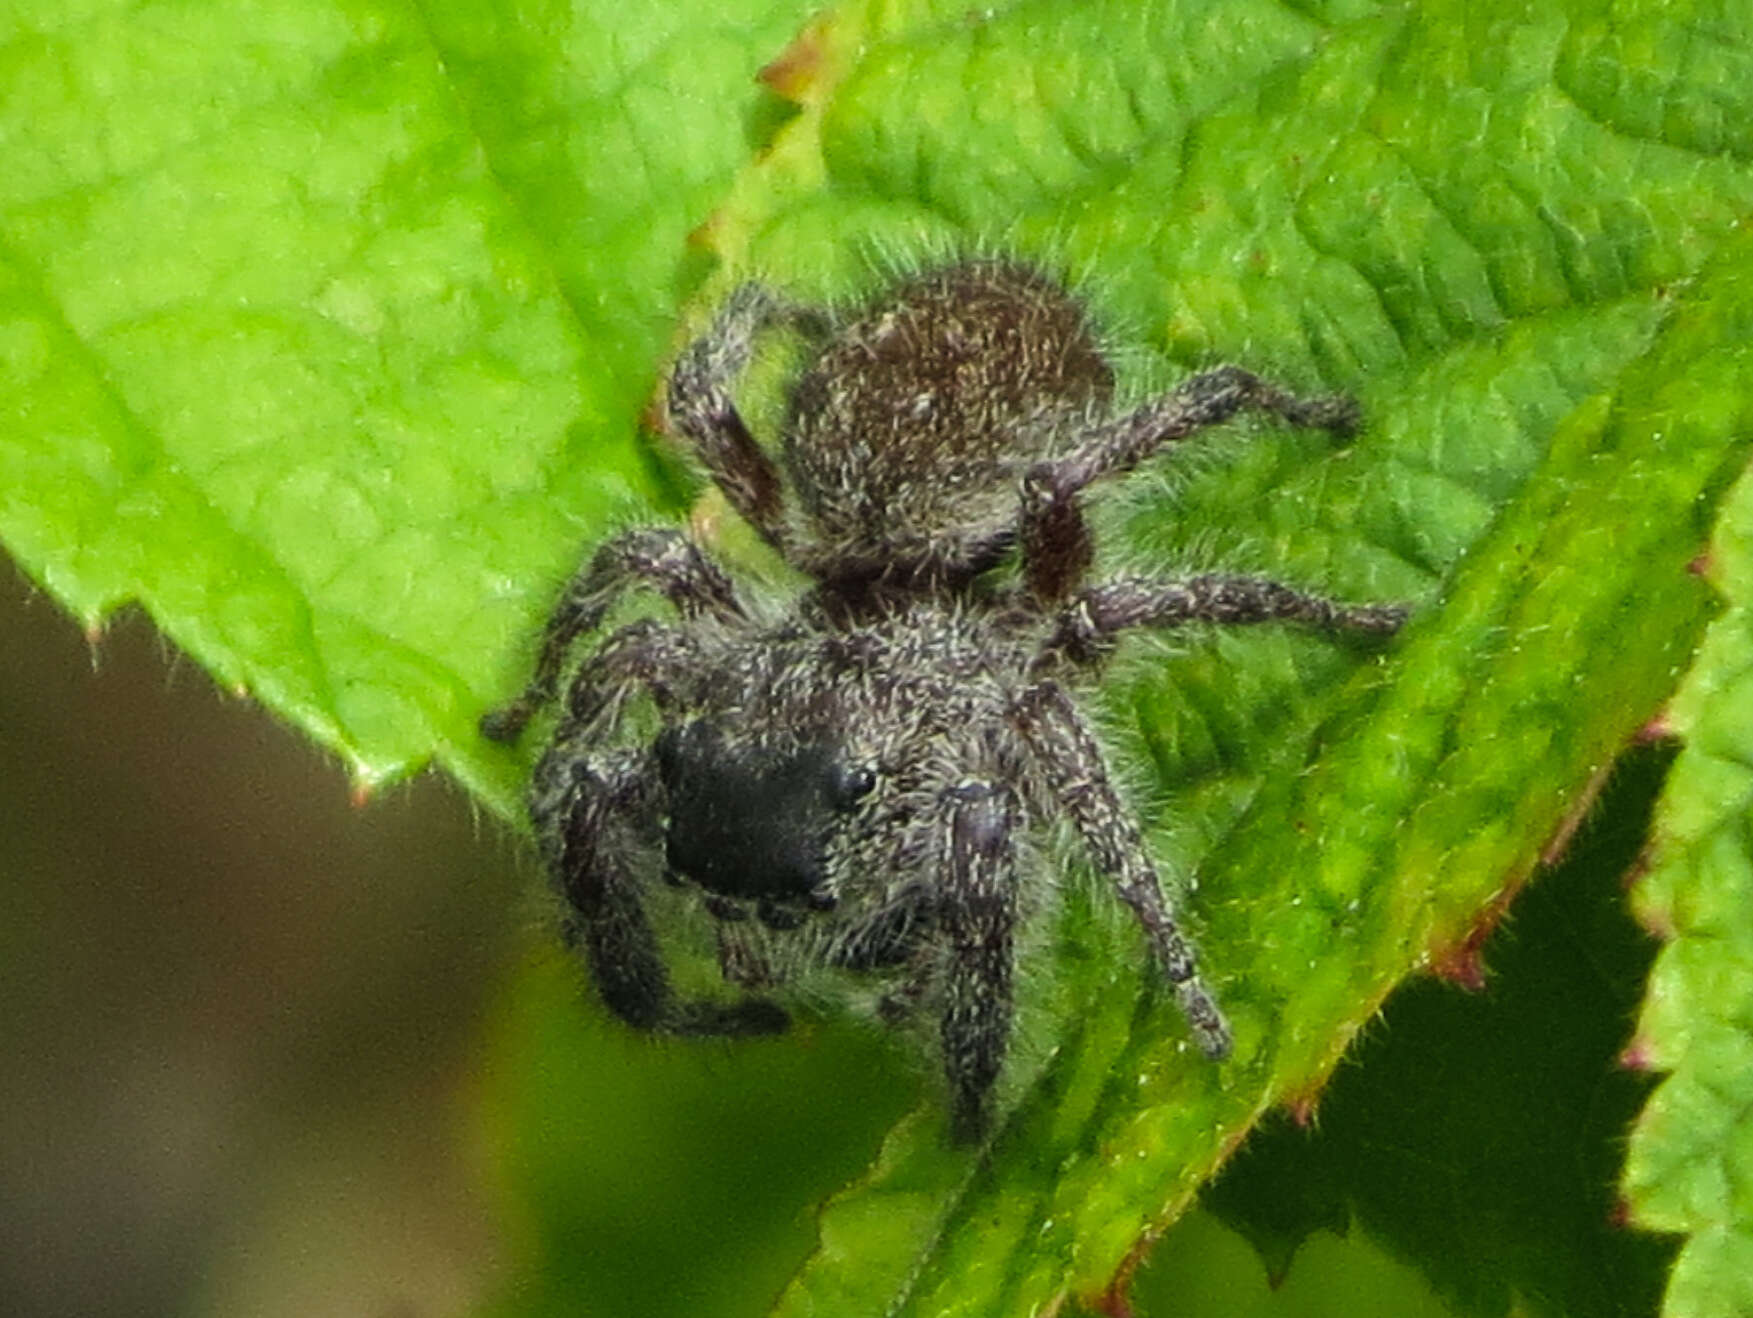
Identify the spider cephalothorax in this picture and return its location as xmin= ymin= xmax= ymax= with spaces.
xmin=483 ymin=259 xmax=1404 ymax=1142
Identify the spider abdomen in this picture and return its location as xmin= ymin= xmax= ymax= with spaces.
xmin=783 ymin=261 xmax=1114 ymax=577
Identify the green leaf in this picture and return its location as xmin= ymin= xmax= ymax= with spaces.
xmin=1191 ymin=745 xmax=1675 ymax=1318
xmin=6 ymin=2 xmax=1753 ymax=1316
xmin=0 ymin=0 xmax=816 ymax=816
xmin=1623 ymin=422 xmax=1753 ymax=1308
xmin=700 ymin=3 xmax=1753 ymax=1314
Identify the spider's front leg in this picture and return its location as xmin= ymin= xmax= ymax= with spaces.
xmin=665 ymin=282 xmax=828 ymax=557
xmin=932 ymin=783 xmax=1021 ymax=1144
xmin=529 ymin=622 xmax=787 ymax=1038
xmin=1011 ymin=681 xmax=1232 ymax=1061
xmin=481 ymin=527 xmax=743 ymax=743
xmin=1017 ymin=367 xmax=1358 ymax=603
xmin=532 ymin=743 xmax=788 ymax=1038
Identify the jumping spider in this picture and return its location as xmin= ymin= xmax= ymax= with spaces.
xmin=483 ymin=258 xmax=1404 ymax=1143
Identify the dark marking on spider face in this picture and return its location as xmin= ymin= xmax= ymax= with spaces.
xmin=481 ymin=257 xmax=1407 ymax=1143
xmin=655 ymin=720 xmax=861 ymax=921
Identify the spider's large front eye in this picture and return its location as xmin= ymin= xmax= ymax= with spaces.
xmin=830 ymin=762 xmax=877 ymax=809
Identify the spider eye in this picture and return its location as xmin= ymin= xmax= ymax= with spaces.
xmin=831 ymin=763 xmax=877 ymax=808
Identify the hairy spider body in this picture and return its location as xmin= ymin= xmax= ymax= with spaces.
xmin=485 ymin=259 xmax=1404 ymax=1142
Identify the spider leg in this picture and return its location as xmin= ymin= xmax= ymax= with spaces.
xmin=532 ymin=745 xmax=666 ymax=1027
xmin=825 ymin=885 xmax=932 ymax=973
xmin=533 ymin=742 xmax=789 ymax=1039
xmin=1051 ymin=365 xmax=1358 ymax=492
xmin=934 ymin=783 xmax=1020 ymax=1144
xmin=715 ymin=923 xmax=775 ymax=990
xmin=481 ymin=527 xmax=742 ymax=743
xmin=1018 ymin=367 xmax=1357 ymax=602
xmin=556 ymin=617 xmax=706 ymax=733
xmin=523 ymin=617 xmax=786 ymax=1037
xmin=1037 ymin=574 xmax=1408 ymax=669
xmin=1018 ymin=461 xmax=1095 ymax=604
xmin=1010 ymin=680 xmax=1232 ymax=1062
xmin=666 ymin=282 xmax=826 ymax=558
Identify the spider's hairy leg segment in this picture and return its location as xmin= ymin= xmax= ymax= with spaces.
xmin=826 ymin=887 xmax=932 ymax=974
xmin=1019 ymin=461 xmax=1095 ymax=603
xmin=480 ymin=527 xmax=740 ymax=743
xmin=561 ymin=618 xmax=703 ymax=734
xmin=535 ymin=747 xmax=789 ymax=1039
xmin=716 ymin=923 xmax=776 ymax=990
xmin=1041 ymin=574 xmax=1410 ymax=666
xmin=1047 ymin=365 xmax=1361 ymax=494
xmin=666 ymin=282 xmax=823 ymax=555
xmin=1010 ymin=681 xmax=1233 ymax=1062
xmin=938 ymin=783 xmax=1021 ymax=1144
xmin=533 ymin=747 xmax=672 ymax=1030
